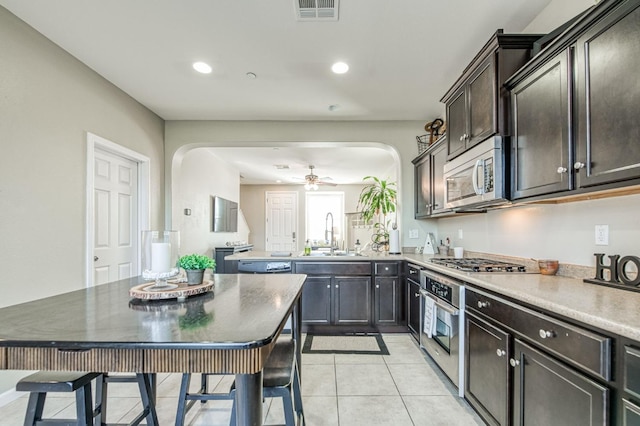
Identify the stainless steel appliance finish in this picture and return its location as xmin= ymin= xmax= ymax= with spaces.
xmin=443 ymin=136 xmax=507 ymax=210
xmin=419 ymin=269 xmax=465 ymax=396
xmin=430 ymin=257 xmax=527 ymax=273
xmin=237 ymin=260 xmax=292 ymax=273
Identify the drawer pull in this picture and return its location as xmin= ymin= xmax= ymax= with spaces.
xmin=510 ymin=358 xmax=520 ymax=367
xmin=539 ymin=329 xmax=555 ymax=339
xmin=477 ymin=301 xmax=490 ymax=309
xmin=496 ymin=349 xmax=506 ymax=357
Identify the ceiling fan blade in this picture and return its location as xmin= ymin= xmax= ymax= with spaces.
xmin=317 ymin=180 xmax=337 ymax=186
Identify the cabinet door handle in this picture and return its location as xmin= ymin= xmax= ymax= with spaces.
xmin=557 ymin=166 xmax=568 ymax=174
xmin=539 ymin=329 xmax=555 ymax=339
xmin=496 ymin=349 xmax=506 ymax=357
xmin=574 ymin=161 xmax=586 ymax=170
xmin=477 ymin=300 xmax=490 ymax=309
xmin=510 ymin=358 xmax=520 ymax=367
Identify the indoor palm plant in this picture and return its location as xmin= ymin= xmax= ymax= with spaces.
xmin=356 ymin=176 xmax=397 ymax=251
xmin=178 ymin=254 xmax=216 ymax=285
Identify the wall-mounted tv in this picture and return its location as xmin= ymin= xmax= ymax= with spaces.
xmin=212 ymin=196 xmax=238 ymax=232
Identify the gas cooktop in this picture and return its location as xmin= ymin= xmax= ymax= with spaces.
xmin=430 ymin=258 xmax=528 ymax=273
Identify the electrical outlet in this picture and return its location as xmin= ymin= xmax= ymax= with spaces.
xmin=458 ymin=229 xmax=464 ymax=239
xmin=409 ymin=229 xmax=419 ymax=239
xmin=595 ymin=224 xmax=609 ymax=245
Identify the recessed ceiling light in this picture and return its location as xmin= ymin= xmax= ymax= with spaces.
xmin=246 ymin=72 xmax=257 ymax=79
xmin=193 ymin=62 xmax=212 ymax=74
xmin=328 ymin=104 xmax=340 ymax=111
xmin=331 ymin=62 xmax=349 ymax=74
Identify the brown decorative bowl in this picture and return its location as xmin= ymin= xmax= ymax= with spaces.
xmin=538 ymin=260 xmax=559 ymax=275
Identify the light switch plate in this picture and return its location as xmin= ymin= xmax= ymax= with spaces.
xmin=409 ymin=229 xmax=419 ymax=239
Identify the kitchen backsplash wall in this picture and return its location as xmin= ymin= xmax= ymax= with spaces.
xmin=435 ymin=193 xmax=640 ymax=267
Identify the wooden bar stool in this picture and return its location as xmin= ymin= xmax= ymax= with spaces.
xmin=16 ymin=371 xmax=102 ymax=426
xmin=229 ymin=339 xmax=304 ymax=426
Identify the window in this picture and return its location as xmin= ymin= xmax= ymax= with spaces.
xmin=305 ymin=192 xmax=344 ymax=246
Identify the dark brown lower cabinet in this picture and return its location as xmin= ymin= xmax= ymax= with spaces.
xmin=407 ymin=279 xmax=421 ymax=338
xmin=301 ymin=276 xmax=332 ymax=325
xmin=333 ymin=276 xmax=371 ymax=325
xmin=374 ymin=276 xmax=398 ymax=325
xmin=465 ymin=312 xmax=511 ymax=426
xmin=512 ymin=339 xmax=608 ymax=426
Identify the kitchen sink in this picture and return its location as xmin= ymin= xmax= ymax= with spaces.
xmin=302 ymin=251 xmax=367 ymax=257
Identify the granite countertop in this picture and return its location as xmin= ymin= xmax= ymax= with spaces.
xmin=404 ymin=253 xmax=640 ymax=342
xmin=226 ymin=250 xmax=639 ymax=341
xmin=227 ymin=250 xmax=405 ymax=261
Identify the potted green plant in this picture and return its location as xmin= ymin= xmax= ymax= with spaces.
xmin=356 ymin=176 xmax=397 ymax=251
xmin=178 ymin=254 xmax=216 ymax=285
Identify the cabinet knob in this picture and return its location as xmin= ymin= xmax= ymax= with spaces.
xmin=556 ymin=166 xmax=568 ymax=174
xmin=94 ymin=256 xmax=99 ymax=262
xmin=327 ymin=285 xmax=330 ymax=288
xmin=385 ymin=267 xmax=389 ymax=271
xmin=335 ymin=285 xmax=339 ymax=288
xmin=510 ymin=358 xmax=520 ymax=367
xmin=539 ymin=329 xmax=554 ymax=339
xmin=459 ymin=135 xmax=465 ymax=142
xmin=376 ymin=284 xmax=380 ymax=288
xmin=574 ymin=161 xmax=586 ymax=170
xmin=496 ymin=349 xmax=506 ymax=357
xmin=477 ymin=301 xmax=489 ymax=309
xmin=414 ymin=293 xmax=420 ymax=298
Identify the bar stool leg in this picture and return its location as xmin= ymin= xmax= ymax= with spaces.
xmin=24 ymin=392 xmax=46 ymax=426
xmin=75 ymin=383 xmax=93 ymax=426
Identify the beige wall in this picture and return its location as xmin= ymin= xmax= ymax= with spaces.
xmin=0 ymin=6 xmax=165 ymax=306
xmin=0 ymin=6 xmax=165 ymax=394
xmin=240 ymin=184 xmax=366 ymax=251
xmin=164 ymin=121 xmax=435 ymax=250
xmin=524 ymin=0 xmax=594 ymax=32
xmin=173 ymin=149 xmax=250 ymax=256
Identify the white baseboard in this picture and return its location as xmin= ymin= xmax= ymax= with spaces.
xmin=0 ymin=387 xmax=22 ymax=408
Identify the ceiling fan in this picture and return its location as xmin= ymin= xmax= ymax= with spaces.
xmin=298 ymin=165 xmax=336 ymax=190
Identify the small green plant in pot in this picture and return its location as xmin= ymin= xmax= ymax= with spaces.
xmin=178 ymin=254 xmax=216 ymax=285
xmin=356 ymin=176 xmax=397 ymax=252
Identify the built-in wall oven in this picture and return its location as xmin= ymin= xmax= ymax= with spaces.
xmin=419 ymin=269 xmax=465 ymax=396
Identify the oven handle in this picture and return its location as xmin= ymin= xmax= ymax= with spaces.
xmin=472 ymin=159 xmax=483 ymax=195
xmin=419 ymin=289 xmax=460 ymax=315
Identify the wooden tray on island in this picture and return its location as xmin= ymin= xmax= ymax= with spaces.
xmin=129 ymin=280 xmax=214 ymax=301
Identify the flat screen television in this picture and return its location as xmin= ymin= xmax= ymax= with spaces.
xmin=212 ymin=196 xmax=238 ymax=232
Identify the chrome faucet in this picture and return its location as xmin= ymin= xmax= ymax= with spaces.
xmin=325 ymin=212 xmax=334 ymax=255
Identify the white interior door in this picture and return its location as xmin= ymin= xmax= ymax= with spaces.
xmin=93 ymin=149 xmax=138 ymax=285
xmin=266 ymin=191 xmax=298 ymax=251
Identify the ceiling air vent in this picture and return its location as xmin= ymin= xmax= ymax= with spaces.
xmin=295 ymin=0 xmax=339 ymax=21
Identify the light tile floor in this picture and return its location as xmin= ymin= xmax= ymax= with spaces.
xmin=0 ymin=334 xmax=484 ymax=425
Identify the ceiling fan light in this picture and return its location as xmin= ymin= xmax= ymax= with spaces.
xmin=312 ymin=183 xmax=318 ymax=190
xmin=305 ymin=183 xmax=311 ymax=190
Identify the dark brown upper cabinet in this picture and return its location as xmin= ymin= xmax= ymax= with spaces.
xmin=509 ymin=48 xmax=573 ymax=200
xmin=441 ymin=30 xmax=542 ymax=161
xmin=506 ymin=0 xmax=640 ymax=202
xmin=412 ymin=136 xmax=448 ymax=218
xmin=575 ymin=0 xmax=640 ymax=188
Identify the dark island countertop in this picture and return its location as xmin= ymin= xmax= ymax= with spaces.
xmin=0 ymin=273 xmax=306 ymax=351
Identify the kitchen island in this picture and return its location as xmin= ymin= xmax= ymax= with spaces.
xmin=0 ymin=273 xmax=305 ymax=426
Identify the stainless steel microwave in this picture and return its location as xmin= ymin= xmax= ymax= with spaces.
xmin=443 ymin=136 xmax=507 ymax=210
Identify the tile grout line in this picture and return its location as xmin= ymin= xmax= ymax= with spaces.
xmin=384 ymin=339 xmax=417 ymax=426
